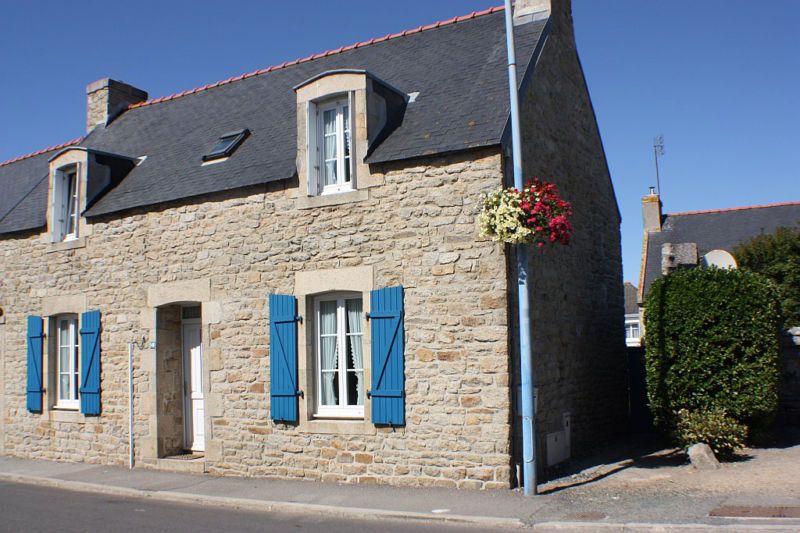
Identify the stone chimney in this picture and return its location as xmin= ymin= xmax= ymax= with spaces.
xmin=86 ymin=78 xmax=147 ymax=133
xmin=661 ymin=242 xmax=698 ymax=275
xmin=642 ymin=187 xmax=663 ymax=233
xmin=513 ymin=0 xmax=571 ymax=26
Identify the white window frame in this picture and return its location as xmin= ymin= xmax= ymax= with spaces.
xmin=309 ymin=94 xmax=355 ymax=196
xmin=314 ymin=293 xmax=365 ymax=419
xmin=53 ymin=165 xmax=79 ymax=242
xmin=625 ymin=317 xmax=642 ymax=347
xmin=55 ymin=315 xmax=80 ymax=410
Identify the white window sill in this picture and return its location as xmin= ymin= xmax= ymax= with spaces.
xmin=314 ymin=412 xmax=364 ymax=420
xmin=296 ymin=189 xmax=369 ymax=210
xmin=47 ymin=237 xmax=86 ymax=253
xmin=320 ymin=185 xmax=354 ymax=196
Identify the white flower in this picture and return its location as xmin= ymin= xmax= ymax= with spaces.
xmin=478 ymin=188 xmax=531 ymax=245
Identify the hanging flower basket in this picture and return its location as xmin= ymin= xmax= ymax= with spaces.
xmin=478 ymin=178 xmax=573 ymax=247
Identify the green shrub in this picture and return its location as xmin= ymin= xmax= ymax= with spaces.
xmin=733 ymin=226 xmax=800 ymax=328
xmin=674 ymin=408 xmax=747 ymax=460
xmin=644 ymin=267 xmax=781 ymax=436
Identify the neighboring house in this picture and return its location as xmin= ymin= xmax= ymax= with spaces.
xmin=637 ymin=190 xmax=800 ymax=423
xmin=638 ymin=190 xmax=800 ymax=301
xmin=0 ymin=0 xmax=625 ymax=489
xmin=624 ymin=282 xmax=641 ymax=348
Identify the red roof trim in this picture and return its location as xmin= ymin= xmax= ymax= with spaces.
xmin=668 ymin=200 xmax=800 ymax=217
xmin=128 ymin=4 xmax=505 ymax=110
xmin=0 ymin=137 xmax=83 ymax=169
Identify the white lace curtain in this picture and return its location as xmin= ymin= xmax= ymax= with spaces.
xmin=346 ymin=299 xmax=364 ymax=405
xmin=320 ymin=301 xmax=338 ymax=405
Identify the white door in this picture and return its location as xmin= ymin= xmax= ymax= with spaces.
xmin=182 ymin=321 xmax=205 ymax=452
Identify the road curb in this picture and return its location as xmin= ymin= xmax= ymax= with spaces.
xmin=0 ymin=472 xmax=525 ymax=529
xmin=532 ymin=520 xmax=800 ymax=532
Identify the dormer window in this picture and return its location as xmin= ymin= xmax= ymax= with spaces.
xmin=316 ymin=98 xmax=353 ymax=194
xmin=54 ymin=166 xmax=79 ymax=242
xmin=294 ymin=70 xmax=407 ymax=204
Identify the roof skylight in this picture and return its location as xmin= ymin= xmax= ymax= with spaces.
xmin=202 ymin=129 xmax=249 ymax=162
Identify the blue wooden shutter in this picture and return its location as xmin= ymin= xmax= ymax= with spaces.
xmin=26 ymin=316 xmax=44 ymax=413
xmin=269 ymin=294 xmax=300 ymax=423
xmin=369 ymin=286 xmax=405 ymax=426
xmin=79 ymin=310 xmax=102 ymax=415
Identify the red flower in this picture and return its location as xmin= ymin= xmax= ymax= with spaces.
xmin=516 ymin=178 xmax=572 ymax=248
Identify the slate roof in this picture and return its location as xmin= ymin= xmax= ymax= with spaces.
xmin=0 ymin=7 xmax=547 ymax=234
xmin=0 ymin=139 xmax=81 ymax=234
xmin=624 ymin=282 xmax=639 ymax=314
xmin=641 ymin=201 xmax=800 ymax=296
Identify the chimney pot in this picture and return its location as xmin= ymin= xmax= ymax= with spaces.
xmin=86 ymin=78 xmax=147 ymax=133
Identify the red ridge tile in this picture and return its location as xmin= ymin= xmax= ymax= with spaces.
xmin=0 ymin=137 xmax=83 ymax=168
xmin=668 ymin=201 xmax=800 ymax=217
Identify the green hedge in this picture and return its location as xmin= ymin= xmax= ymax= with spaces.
xmin=733 ymin=226 xmax=800 ymax=328
xmin=644 ymin=267 xmax=781 ymax=434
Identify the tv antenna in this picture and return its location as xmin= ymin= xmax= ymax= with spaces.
xmin=653 ymin=134 xmax=665 ymax=196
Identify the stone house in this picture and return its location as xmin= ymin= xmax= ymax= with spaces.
xmin=0 ymin=0 xmax=625 ymax=489
xmin=639 ymin=192 xmax=800 ymax=298
xmin=638 ymin=191 xmax=800 ymax=423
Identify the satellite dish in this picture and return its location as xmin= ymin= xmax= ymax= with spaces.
xmin=702 ymin=249 xmax=737 ymax=269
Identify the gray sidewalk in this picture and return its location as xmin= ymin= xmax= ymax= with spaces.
xmin=1 ymin=455 xmax=799 ymax=531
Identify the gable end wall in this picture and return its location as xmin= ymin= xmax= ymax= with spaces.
xmin=511 ymin=15 xmax=627 ymax=476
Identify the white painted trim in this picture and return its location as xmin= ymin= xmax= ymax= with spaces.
xmin=313 ymin=293 xmax=365 ymax=419
xmin=315 ymin=95 xmax=354 ymax=196
xmin=181 ymin=318 xmax=204 ymax=452
xmin=52 ymin=165 xmax=80 ymax=242
xmin=55 ymin=315 xmax=80 ymax=410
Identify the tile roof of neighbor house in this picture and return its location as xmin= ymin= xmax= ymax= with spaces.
xmin=0 ymin=7 xmax=547 ymax=234
xmin=624 ymin=282 xmax=639 ymax=314
xmin=641 ymin=201 xmax=800 ymax=296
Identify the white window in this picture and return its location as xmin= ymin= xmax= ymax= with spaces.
xmin=625 ymin=317 xmax=642 ymax=347
xmin=311 ymin=96 xmax=353 ymax=195
xmin=315 ymin=294 xmax=364 ymax=418
xmin=54 ymin=166 xmax=79 ymax=241
xmin=56 ymin=315 xmax=80 ymax=409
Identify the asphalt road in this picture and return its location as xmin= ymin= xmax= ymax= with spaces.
xmin=0 ymin=481 xmax=494 ymax=533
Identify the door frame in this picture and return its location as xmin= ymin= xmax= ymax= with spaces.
xmin=181 ymin=315 xmax=203 ymax=452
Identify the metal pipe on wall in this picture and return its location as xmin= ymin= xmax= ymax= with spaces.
xmin=503 ymin=0 xmax=538 ymax=495
xmin=128 ymin=341 xmax=135 ymax=469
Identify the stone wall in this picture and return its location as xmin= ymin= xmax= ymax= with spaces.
xmin=0 ymin=149 xmax=514 ymax=489
xmin=511 ymin=9 xmax=627 ymax=476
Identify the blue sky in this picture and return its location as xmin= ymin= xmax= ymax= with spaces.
xmin=1 ymin=1 xmax=798 ymax=283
